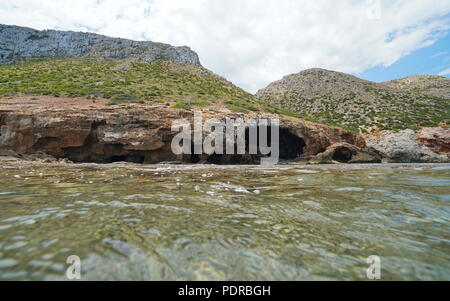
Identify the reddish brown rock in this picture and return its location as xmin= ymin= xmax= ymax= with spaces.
xmin=0 ymin=97 xmax=367 ymax=164
xmin=416 ymin=127 xmax=450 ymax=154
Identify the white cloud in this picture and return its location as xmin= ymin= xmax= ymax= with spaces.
xmin=1 ymin=0 xmax=450 ymax=92
xmin=438 ymin=67 xmax=450 ymax=76
xmin=432 ymin=51 xmax=448 ymax=57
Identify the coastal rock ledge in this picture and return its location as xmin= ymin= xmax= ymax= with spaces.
xmin=1 ymin=98 xmax=447 ymax=165
xmin=0 ymin=97 xmax=376 ymax=165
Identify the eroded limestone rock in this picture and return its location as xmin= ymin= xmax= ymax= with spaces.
xmin=0 ymin=97 xmax=366 ymax=164
xmin=364 ymin=128 xmax=450 ymax=163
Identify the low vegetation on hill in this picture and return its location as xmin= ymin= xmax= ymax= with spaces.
xmin=0 ymin=57 xmax=259 ymax=112
xmin=1 ymin=58 xmax=448 ymax=133
xmin=379 ymin=75 xmax=450 ymax=99
xmin=257 ymin=69 xmax=450 ymax=131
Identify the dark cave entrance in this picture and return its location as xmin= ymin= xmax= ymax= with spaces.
xmin=279 ymin=128 xmax=305 ymax=160
xmin=183 ymin=126 xmax=306 ymax=165
xmin=186 ymin=143 xmax=201 ymax=164
xmin=106 ymin=152 xmax=146 ymax=164
xmin=332 ymin=146 xmax=353 ymax=163
xmin=66 ymin=150 xmax=147 ymax=164
xmin=60 ymin=121 xmax=306 ymax=165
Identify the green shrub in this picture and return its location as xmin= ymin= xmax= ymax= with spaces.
xmin=0 ymin=57 xmax=255 ymax=109
xmin=172 ymin=102 xmax=191 ymax=110
xmin=107 ymin=93 xmax=144 ymax=105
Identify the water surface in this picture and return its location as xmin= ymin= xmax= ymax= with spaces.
xmin=0 ymin=162 xmax=449 ymax=280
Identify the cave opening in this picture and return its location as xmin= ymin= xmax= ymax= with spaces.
xmin=64 ymin=140 xmax=147 ymax=164
xmin=244 ymin=126 xmax=305 ymax=161
xmin=60 ymin=123 xmax=306 ymax=165
xmin=183 ymin=126 xmax=306 ymax=165
xmin=185 ymin=143 xmax=201 ymax=163
xmin=206 ymin=154 xmax=223 ymax=165
xmin=104 ymin=153 xmax=146 ymax=164
xmin=279 ymin=128 xmax=305 ymax=160
xmin=332 ymin=146 xmax=353 ymax=163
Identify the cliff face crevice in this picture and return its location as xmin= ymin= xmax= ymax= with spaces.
xmin=0 ymin=98 xmax=377 ymax=165
xmin=0 ymin=24 xmax=201 ymax=66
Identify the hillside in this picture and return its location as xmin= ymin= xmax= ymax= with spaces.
xmin=0 ymin=24 xmax=263 ymax=113
xmin=0 ymin=57 xmax=258 ymax=112
xmin=0 ymin=24 xmax=448 ymax=165
xmin=257 ymin=68 xmax=450 ymax=131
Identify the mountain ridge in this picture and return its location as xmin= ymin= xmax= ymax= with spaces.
xmin=379 ymin=74 xmax=450 ymax=98
xmin=0 ymin=24 xmax=201 ymax=66
xmin=257 ymin=68 xmax=450 ymax=96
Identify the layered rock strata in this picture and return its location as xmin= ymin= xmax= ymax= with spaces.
xmin=0 ymin=97 xmax=372 ymax=164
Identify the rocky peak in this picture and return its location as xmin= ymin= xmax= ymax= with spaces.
xmin=291 ymin=68 xmax=367 ymax=80
xmin=256 ymin=68 xmax=374 ymax=100
xmin=256 ymin=68 xmax=449 ymax=131
xmin=0 ymin=24 xmax=201 ymax=66
xmin=280 ymin=68 xmax=371 ymax=83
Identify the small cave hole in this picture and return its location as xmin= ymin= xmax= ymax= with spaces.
xmin=332 ymin=147 xmax=353 ymax=163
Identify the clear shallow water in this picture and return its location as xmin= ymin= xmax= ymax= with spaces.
xmin=0 ymin=162 xmax=449 ymax=280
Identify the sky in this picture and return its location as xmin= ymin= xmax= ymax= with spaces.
xmin=1 ymin=0 xmax=450 ymax=93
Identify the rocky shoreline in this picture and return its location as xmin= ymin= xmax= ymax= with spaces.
xmin=0 ymin=97 xmax=371 ymax=165
xmin=1 ymin=97 xmax=448 ymax=165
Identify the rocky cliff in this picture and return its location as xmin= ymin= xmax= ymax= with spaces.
xmin=0 ymin=24 xmax=200 ymax=66
xmin=0 ymin=97 xmax=377 ymax=164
